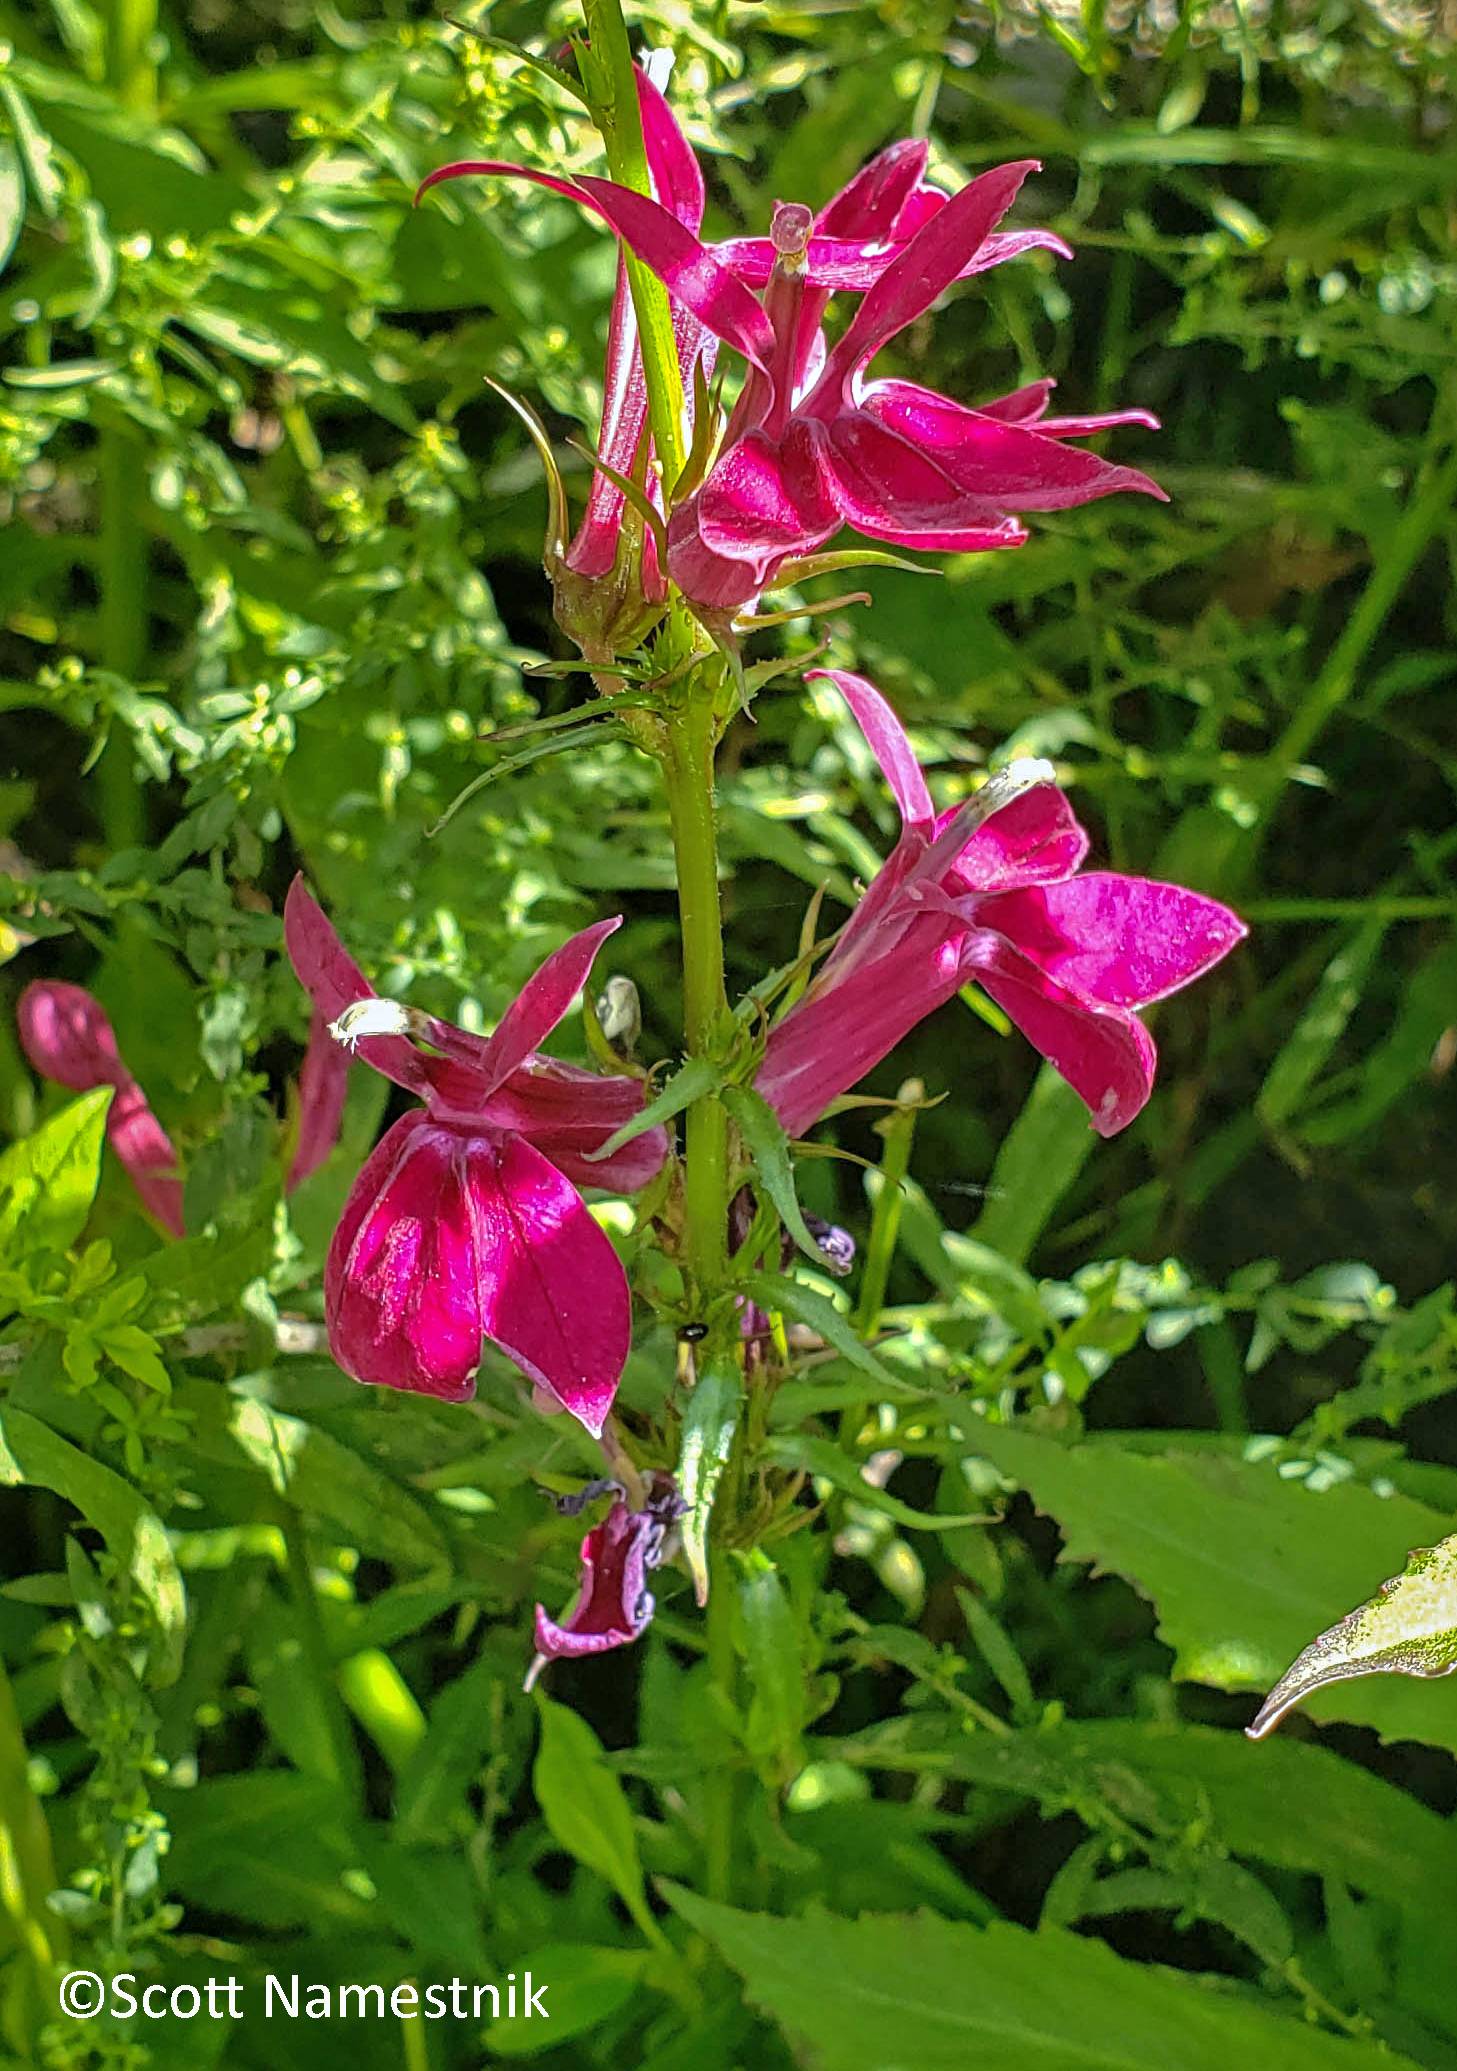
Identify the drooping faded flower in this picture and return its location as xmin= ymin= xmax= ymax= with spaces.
xmin=284 ymin=878 xmax=668 ymax=1435
xmin=421 ymin=88 xmax=1158 ymax=616
xmin=527 ymin=1472 xmax=684 ymax=1687
xmin=17 ymin=981 xmax=186 ymax=1236
xmin=756 ymin=671 xmax=1246 ymax=1138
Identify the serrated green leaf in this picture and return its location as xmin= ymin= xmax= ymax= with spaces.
xmin=664 ymin=1887 xmax=1418 ymax=2071
xmin=971 ymin=1422 xmax=1457 ymax=1751
xmin=1249 ymin=1532 xmax=1457 ymax=1739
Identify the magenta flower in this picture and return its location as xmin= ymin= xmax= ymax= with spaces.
xmin=18 ymin=981 xmax=186 ymax=1237
xmin=18 ymin=981 xmax=350 ymax=1234
xmin=756 ymin=671 xmax=1246 ymax=1138
xmin=287 ymin=1012 xmax=351 ymax=1193
xmin=284 ymin=877 xmax=668 ymax=1435
xmin=527 ymin=1473 xmax=684 ymax=1687
xmin=421 ymin=109 xmax=1158 ymax=615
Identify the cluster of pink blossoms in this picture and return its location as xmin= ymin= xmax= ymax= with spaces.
xmin=17 ymin=70 xmax=1246 ymax=1677
xmin=420 ymin=72 xmax=1164 ymax=626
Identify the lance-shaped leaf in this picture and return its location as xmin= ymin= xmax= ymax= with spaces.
xmin=1248 ymin=1534 xmax=1457 ymax=1741
xmin=583 ymin=1052 xmax=720 ymax=1162
xmin=723 ymin=1084 xmax=848 ymax=1274
xmin=677 ymin=1356 xmax=743 ymax=1607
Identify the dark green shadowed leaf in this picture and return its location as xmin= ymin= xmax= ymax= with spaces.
xmin=664 ymin=1887 xmax=1420 ymax=2071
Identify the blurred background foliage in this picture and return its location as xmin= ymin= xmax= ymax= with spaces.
xmin=2 ymin=0 xmax=1457 ymax=2066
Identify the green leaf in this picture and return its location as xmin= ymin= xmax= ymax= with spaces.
xmin=532 ymin=1694 xmax=648 ymax=1922
xmin=724 ymin=1085 xmax=846 ymax=1274
xmin=140 ymin=1216 xmax=277 ymax=1332
xmin=676 ymin=1357 xmax=743 ymax=1608
xmin=970 ymin=1422 xmax=1457 ymax=1751
xmin=664 ymin=1887 xmax=1419 ymax=2071
xmin=765 ymin=1436 xmax=986 ymax=1532
xmin=395 ymin=1652 xmax=511 ymax=1845
xmin=734 ymin=1551 xmax=805 ymax=1784
xmin=1256 ymin=916 xmax=1385 ymax=1128
xmin=0 ymin=80 xmax=63 ymax=218
xmin=0 ymin=1402 xmax=185 ymax=1684
xmin=162 ymin=1773 xmax=368 ymax=1930
xmin=486 ymin=1944 xmax=646 ymax=2058
xmin=970 ymin=1067 xmax=1096 ymax=1265
xmin=584 ymin=1054 xmax=719 ymax=1163
xmin=1249 ymin=1532 xmax=1457 ymax=1738
xmin=743 ymin=1272 xmax=918 ymax=1396
xmin=188 ymin=1390 xmax=449 ymax=1571
xmin=0 ymin=137 xmax=23 ymax=276
xmin=0 ymin=1088 xmax=113 ymax=1258
xmin=838 ymin=1712 xmax=1457 ymax=1924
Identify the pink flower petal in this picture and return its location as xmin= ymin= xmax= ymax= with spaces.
xmin=962 ymin=937 xmax=1158 ymax=1136
xmin=979 ymin=379 xmax=1057 ymax=425
xmin=817 ymin=161 xmax=1038 ymax=393
xmin=287 ymin=1010 xmax=350 ymax=1193
xmin=18 ymin=981 xmax=184 ymax=1236
xmin=464 ymin=916 xmax=621 ymax=1098
xmin=481 ymin=1059 xmax=670 ymax=1192
xmin=638 ymin=68 xmax=705 ymax=231
xmin=689 ymin=423 xmax=840 ymax=564
xmin=417 ymin=163 xmax=775 ymax=373
xmin=326 ymin=1114 xmax=486 ymax=1401
xmin=479 ymin=1134 xmax=630 ymax=1437
xmin=943 ymin=786 xmax=1091 ymax=893
xmin=283 ymin=876 xmax=429 ymax=1097
xmin=808 ymin=668 xmax=932 ymax=830
xmin=533 ymin=1500 xmax=657 ymax=1663
xmin=817 ymin=411 xmax=1014 ymax=539
xmin=325 ymin=1116 xmax=630 ymax=1429
xmin=107 ymin=1084 xmax=187 ymax=1238
xmin=565 ymin=267 xmax=647 ymax=576
xmin=818 ymin=137 xmax=932 ymax=236
xmin=974 ymin=874 xmax=1247 ymax=1009
xmin=571 ymin=176 xmax=776 ymax=372
xmin=860 ymin=381 xmax=1167 ymax=509
xmin=757 ymin=927 xmax=963 ymax=1138
xmin=18 ymin=979 xmax=127 ymax=1090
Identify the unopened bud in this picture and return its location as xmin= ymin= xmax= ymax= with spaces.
xmin=595 ymin=975 xmax=641 ymax=1057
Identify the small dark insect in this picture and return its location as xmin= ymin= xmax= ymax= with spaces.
xmin=678 ymin=1323 xmax=708 ymax=1343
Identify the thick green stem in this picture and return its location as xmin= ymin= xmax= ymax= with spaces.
xmin=580 ymin=0 xmax=688 ymax=483
xmin=702 ymin=1548 xmax=737 ymax=1903
xmin=662 ymin=691 xmax=730 ymax=1303
xmin=107 ymin=0 xmax=157 ymax=110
